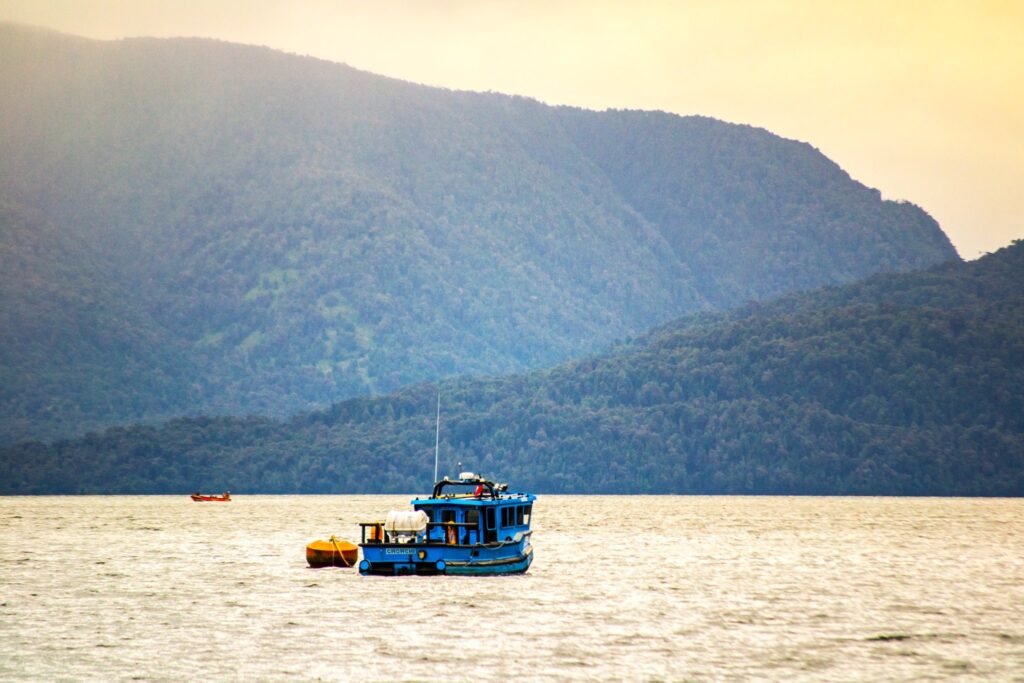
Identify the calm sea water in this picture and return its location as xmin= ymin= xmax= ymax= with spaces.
xmin=1 ymin=495 xmax=1022 ymax=681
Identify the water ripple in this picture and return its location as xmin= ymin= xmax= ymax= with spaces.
xmin=1 ymin=495 xmax=1022 ymax=680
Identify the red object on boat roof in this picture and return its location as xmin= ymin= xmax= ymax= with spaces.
xmin=190 ymin=492 xmax=231 ymax=502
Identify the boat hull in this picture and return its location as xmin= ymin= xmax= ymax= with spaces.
xmin=359 ymin=542 xmax=533 ymax=576
xmin=443 ymin=548 xmax=533 ymax=576
xmin=190 ymin=494 xmax=230 ymax=502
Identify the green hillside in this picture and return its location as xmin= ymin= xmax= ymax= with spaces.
xmin=0 ymin=199 xmax=202 ymax=439
xmin=0 ymin=25 xmax=957 ymax=443
xmin=4 ymin=242 xmax=1019 ymax=496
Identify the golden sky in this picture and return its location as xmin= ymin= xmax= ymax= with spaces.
xmin=2 ymin=0 xmax=1022 ymax=258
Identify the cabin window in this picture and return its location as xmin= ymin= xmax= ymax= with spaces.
xmin=500 ymin=507 xmax=511 ymax=527
xmin=483 ymin=507 xmax=495 ymax=544
xmin=522 ymin=505 xmax=531 ymax=525
xmin=516 ymin=506 xmax=524 ymax=525
xmin=466 ymin=508 xmax=479 ymax=526
xmin=442 ymin=509 xmax=456 ymax=524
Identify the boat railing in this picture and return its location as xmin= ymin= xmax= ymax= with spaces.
xmin=359 ymin=521 xmax=478 ymax=546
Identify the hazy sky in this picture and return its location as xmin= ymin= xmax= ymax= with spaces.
xmin=2 ymin=0 xmax=1021 ymax=258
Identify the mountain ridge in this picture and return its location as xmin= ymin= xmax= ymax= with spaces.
xmin=0 ymin=24 xmax=957 ymax=443
xmin=2 ymin=241 xmax=1018 ymax=496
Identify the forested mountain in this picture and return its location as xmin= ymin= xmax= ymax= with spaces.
xmin=4 ymin=241 xmax=1020 ymax=496
xmin=0 ymin=199 xmax=202 ymax=438
xmin=0 ymin=24 xmax=957 ymax=443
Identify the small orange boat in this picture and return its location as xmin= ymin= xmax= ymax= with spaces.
xmin=306 ymin=536 xmax=358 ymax=568
xmin=190 ymin=492 xmax=231 ymax=502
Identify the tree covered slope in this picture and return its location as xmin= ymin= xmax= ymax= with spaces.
xmin=0 ymin=24 xmax=957 ymax=442
xmin=0 ymin=199 xmax=202 ymax=440
xmin=3 ymin=242 xmax=1019 ymax=496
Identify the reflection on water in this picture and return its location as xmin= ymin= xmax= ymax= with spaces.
xmin=1 ymin=495 xmax=1022 ymax=680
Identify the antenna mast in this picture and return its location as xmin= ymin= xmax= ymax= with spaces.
xmin=433 ymin=391 xmax=441 ymax=483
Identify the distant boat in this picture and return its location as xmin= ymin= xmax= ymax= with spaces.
xmin=306 ymin=536 xmax=358 ymax=568
xmin=190 ymin=492 xmax=231 ymax=502
xmin=358 ymin=472 xmax=536 ymax=576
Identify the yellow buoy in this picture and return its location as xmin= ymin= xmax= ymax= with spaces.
xmin=306 ymin=535 xmax=358 ymax=568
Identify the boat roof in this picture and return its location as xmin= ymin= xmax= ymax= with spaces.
xmin=411 ymin=474 xmax=535 ymax=506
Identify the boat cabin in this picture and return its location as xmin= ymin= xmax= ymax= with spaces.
xmin=421 ymin=476 xmax=532 ymax=546
xmin=359 ymin=473 xmax=534 ymax=550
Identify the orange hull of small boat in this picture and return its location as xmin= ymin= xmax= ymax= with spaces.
xmin=191 ymin=493 xmax=231 ymax=502
xmin=306 ymin=538 xmax=358 ymax=568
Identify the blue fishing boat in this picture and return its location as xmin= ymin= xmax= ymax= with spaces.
xmin=358 ymin=472 xmax=536 ymax=576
